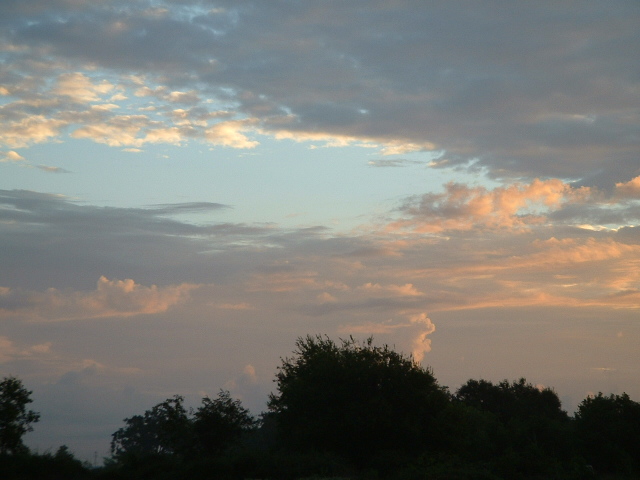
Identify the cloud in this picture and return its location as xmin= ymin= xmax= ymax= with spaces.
xmin=615 ymin=176 xmax=640 ymax=198
xmin=367 ymin=158 xmax=425 ymax=168
xmin=56 ymin=359 xmax=143 ymax=384
xmin=52 ymin=72 xmax=114 ymax=103
xmin=2 ymin=1 xmax=639 ymax=457
xmin=135 ymin=85 xmax=201 ymax=105
xmin=69 ymin=114 xmax=173 ymax=147
xmin=409 ymin=313 xmax=436 ymax=363
xmin=389 ymin=179 xmax=593 ymax=233
xmin=338 ymin=312 xmax=435 ymax=363
xmin=36 ymin=164 xmax=70 ymax=173
xmin=0 ymin=181 xmax=638 ymax=458
xmin=1 ymin=150 xmax=25 ymax=162
xmin=0 ymin=336 xmax=52 ymax=363
xmin=248 ymin=269 xmax=325 ymax=293
xmin=147 ymin=202 xmax=230 ymax=215
xmin=1 ymin=1 xmax=637 ymax=183
xmin=204 ymin=119 xmax=259 ymax=149
xmin=0 ymin=276 xmax=197 ymax=321
xmin=356 ymin=282 xmax=424 ymax=297
xmin=214 ymin=302 xmax=254 ymax=310
xmin=0 ymin=115 xmax=66 ymax=148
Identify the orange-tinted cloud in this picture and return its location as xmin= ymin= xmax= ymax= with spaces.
xmin=338 ymin=312 xmax=435 ymax=363
xmin=388 ymin=179 xmax=592 ymax=233
xmin=0 ymin=336 xmax=52 ymax=363
xmin=0 ymin=276 xmax=196 ymax=321
xmin=615 ymin=176 xmax=640 ymax=198
xmin=356 ymin=282 xmax=424 ymax=297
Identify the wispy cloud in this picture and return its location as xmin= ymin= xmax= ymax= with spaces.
xmin=367 ymin=158 xmax=426 ymax=168
xmin=36 ymin=165 xmax=70 ymax=173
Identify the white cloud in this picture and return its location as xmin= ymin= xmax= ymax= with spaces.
xmin=52 ymin=72 xmax=114 ymax=103
xmin=0 ymin=150 xmax=25 ymax=162
xmin=205 ymin=119 xmax=259 ymax=149
xmin=409 ymin=313 xmax=436 ymax=363
xmin=0 ymin=115 xmax=66 ymax=148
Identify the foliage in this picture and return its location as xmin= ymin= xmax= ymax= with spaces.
xmin=454 ymin=378 xmax=575 ymax=478
xmin=110 ymin=390 xmax=256 ymax=470
xmin=267 ymin=335 xmax=450 ymax=464
xmin=456 ymin=378 xmax=568 ymax=423
xmin=6 ymin=339 xmax=640 ymax=479
xmin=192 ymin=390 xmax=257 ymax=455
xmin=110 ymin=395 xmax=191 ymax=459
xmin=575 ymin=392 xmax=640 ymax=474
xmin=0 ymin=446 xmax=92 ymax=480
xmin=0 ymin=376 xmax=40 ymax=455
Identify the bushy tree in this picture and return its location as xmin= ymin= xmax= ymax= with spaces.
xmin=0 ymin=376 xmax=40 ymax=455
xmin=454 ymin=378 xmax=572 ymax=476
xmin=193 ymin=390 xmax=256 ymax=455
xmin=456 ymin=378 xmax=567 ymax=424
xmin=111 ymin=395 xmax=191 ymax=459
xmin=111 ymin=390 xmax=256 ymax=466
xmin=268 ymin=335 xmax=450 ymax=464
xmin=575 ymin=392 xmax=640 ymax=474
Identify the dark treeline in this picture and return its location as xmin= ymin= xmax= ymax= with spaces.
xmin=2 ymin=335 xmax=640 ymax=479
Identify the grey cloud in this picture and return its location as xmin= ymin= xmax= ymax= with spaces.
xmin=0 ymin=190 xmax=248 ymax=289
xmin=147 ymin=201 xmax=230 ymax=214
xmin=36 ymin=165 xmax=70 ymax=173
xmin=367 ymin=158 xmax=425 ymax=168
xmin=547 ymin=203 xmax=640 ymax=227
xmin=0 ymin=189 xmax=338 ymax=290
xmin=2 ymin=1 xmax=638 ymax=184
xmin=299 ymin=296 xmax=428 ymax=318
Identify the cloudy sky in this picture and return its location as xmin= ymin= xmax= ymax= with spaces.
xmin=1 ymin=0 xmax=640 ymax=460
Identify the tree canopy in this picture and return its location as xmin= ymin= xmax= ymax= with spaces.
xmin=267 ymin=335 xmax=450 ymax=464
xmin=455 ymin=377 xmax=567 ymax=423
xmin=0 ymin=376 xmax=40 ymax=455
xmin=110 ymin=390 xmax=256 ymax=462
xmin=4 ymin=337 xmax=640 ymax=479
xmin=111 ymin=395 xmax=191 ymax=459
xmin=193 ymin=390 xmax=256 ymax=455
xmin=575 ymin=392 xmax=640 ymax=474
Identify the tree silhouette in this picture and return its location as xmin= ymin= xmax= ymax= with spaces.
xmin=111 ymin=390 xmax=256 ymax=465
xmin=192 ymin=389 xmax=256 ymax=455
xmin=454 ymin=378 xmax=573 ymax=476
xmin=111 ymin=395 xmax=191 ymax=459
xmin=268 ymin=335 xmax=449 ymax=464
xmin=0 ymin=376 xmax=40 ymax=455
xmin=575 ymin=392 xmax=640 ymax=474
xmin=456 ymin=378 xmax=567 ymax=424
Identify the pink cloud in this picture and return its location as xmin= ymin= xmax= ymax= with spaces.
xmin=388 ymin=179 xmax=591 ymax=233
xmin=0 ymin=336 xmax=52 ymax=363
xmin=615 ymin=176 xmax=640 ymax=198
xmin=0 ymin=277 xmax=197 ymax=321
xmin=357 ymin=282 xmax=424 ymax=297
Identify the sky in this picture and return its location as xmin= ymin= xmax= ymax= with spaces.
xmin=1 ymin=0 xmax=640 ymax=462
